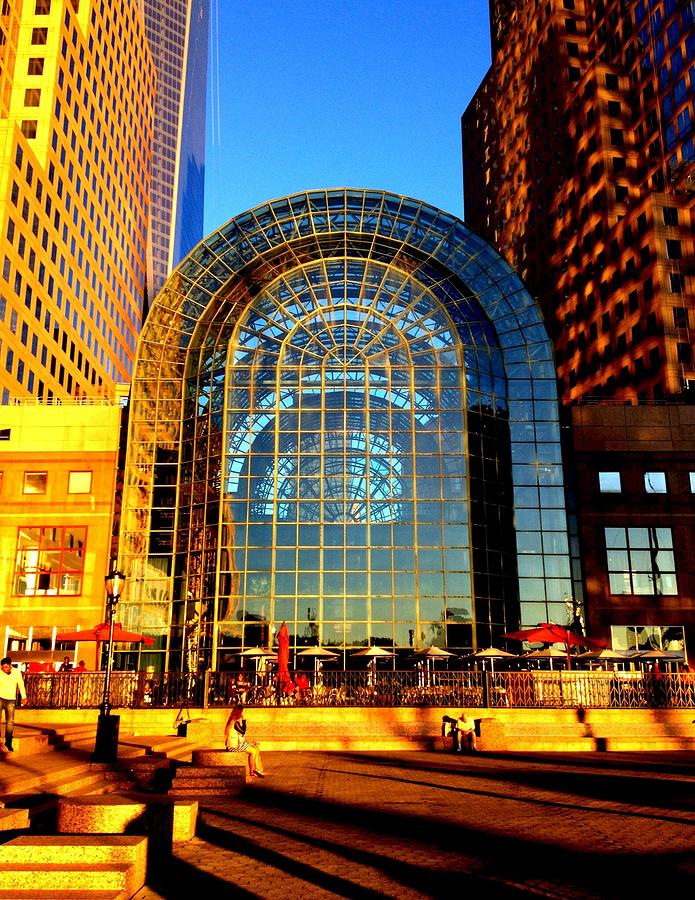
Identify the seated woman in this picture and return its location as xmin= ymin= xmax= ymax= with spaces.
xmin=224 ymin=704 xmax=265 ymax=777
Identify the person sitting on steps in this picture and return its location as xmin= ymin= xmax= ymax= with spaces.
xmin=224 ymin=704 xmax=266 ymax=778
xmin=455 ymin=712 xmax=478 ymax=752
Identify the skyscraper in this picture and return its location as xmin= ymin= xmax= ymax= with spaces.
xmin=142 ymin=0 xmax=209 ymax=304
xmin=462 ymin=0 xmax=695 ymax=403
xmin=0 ymin=0 xmax=155 ymax=403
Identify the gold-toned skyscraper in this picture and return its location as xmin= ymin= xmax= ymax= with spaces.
xmin=0 ymin=0 xmax=155 ymax=403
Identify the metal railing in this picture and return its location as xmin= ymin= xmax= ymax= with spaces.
xmin=22 ymin=670 xmax=695 ymax=710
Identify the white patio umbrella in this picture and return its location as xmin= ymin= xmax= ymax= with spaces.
xmin=469 ymin=647 xmax=518 ymax=672
xmin=576 ymin=648 xmax=632 ymax=669
xmin=523 ymin=647 xmax=567 ymax=670
xmin=351 ymin=646 xmax=396 ymax=657
xmin=237 ymin=646 xmax=276 ymax=680
xmin=411 ymin=646 xmax=455 ymax=657
xmin=297 ymin=646 xmax=339 ymax=674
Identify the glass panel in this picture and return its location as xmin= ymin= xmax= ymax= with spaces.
xmin=599 ymin=471 xmax=621 ymax=492
xmin=644 ymin=471 xmax=667 ymax=493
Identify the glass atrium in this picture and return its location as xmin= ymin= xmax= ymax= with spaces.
xmin=120 ymin=189 xmax=571 ymax=669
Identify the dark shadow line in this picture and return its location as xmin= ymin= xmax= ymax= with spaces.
xmin=148 ymin=853 xmax=259 ymax=898
xmin=315 ymin=752 xmax=695 ymax=814
xmin=196 ymin=786 xmax=695 ymax=898
xmin=195 ymin=817 xmax=389 ymax=900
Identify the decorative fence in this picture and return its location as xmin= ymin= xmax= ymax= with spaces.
xmin=23 ymin=669 xmax=695 ymax=710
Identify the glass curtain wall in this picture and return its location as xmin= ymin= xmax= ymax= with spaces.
xmin=120 ymin=190 xmax=571 ymax=670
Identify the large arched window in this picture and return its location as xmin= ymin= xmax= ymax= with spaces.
xmin=121 ymin=190 xmax=571 ymax=670
xmin=217 ymin=258 xmax=488 ymax=650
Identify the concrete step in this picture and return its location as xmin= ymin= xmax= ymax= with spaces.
xmin=5 ymin=771 xmax=132 ymax=818
xmin=0 ymin=838 xmax=144 ymax=894
xmin=602 ymin=737 xmax=695 ymax=751
xmin=0 ymin=835 xmax=147 ymax=870
xmin=117 ymin=735 xmax=196 ymax=761
xmin=0 ymin=892 xmax=120 ymax=899
xmin=170 ymin=777 xmax=244 ymax=791
xmin=0 ymin=863 xmax=132 ymax=893
xmin=261 ymin=738 xmax=435 ymax=751
xmin=0 ymin=733 xmax=51 ymax=758
xmin=0 ymin=809 xmax=29 ymax=832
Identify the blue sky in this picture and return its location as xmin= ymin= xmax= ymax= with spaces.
xmin=203 ymin=1 xmax=491 ymax=232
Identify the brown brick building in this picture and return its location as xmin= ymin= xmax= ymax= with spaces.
xmin=570 ymin=403 xmax=695 ymax=662
xmin=463 ymin=0 xmax=695 ymax=403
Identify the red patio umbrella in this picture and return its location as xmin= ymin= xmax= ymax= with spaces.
xmin=276 ymin=621 xmax=292 ymax=691
xmin=503 ymin=623 xmax=606 ymax=670
xmin=56 ymin=623 xmax=154 ymax=645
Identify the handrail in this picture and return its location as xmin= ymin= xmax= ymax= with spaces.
xmin=21 ymin=670 xmax=695 ymax=710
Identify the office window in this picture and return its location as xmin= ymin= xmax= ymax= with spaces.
xmin=31 ymin=28 xmax=48 ymax=45
xmin=28 ymin=58 xmax=44 ymax=75
xmin=670 ymin=273 xmax=686 ymax=293
xmin=677 ymin=342 xmax=692 ymax=363
xmin=20 ymin=121 xmax=37 ymax=139
xmin=23 ymin=471 xmax=47 ymax=494
xmin=24 ymin=89 xmax=41 ymax=107
xmin=13 ymin=525 xmax=86 ymax=596
xmin=644 ymin=471 xmax=667 ymax=493
xmin=666 ymin=239 xmax=682 ymax=259
xmin=599 ymin=472 xmax=621 ymax=492
xmin=605 ymin=526 xmax=677 ymax=595
xmin=34 ymin=0 xmax=51 ymax=12
xmin=68 ymin=470 xmax=92 ymax=493
xmin=689 ymin=472 xmax=695 ymax=492
xmin=0 ymin=428 xmax=9 ymax=440
xmin=663 ymin=206 xmax=679 ymax=226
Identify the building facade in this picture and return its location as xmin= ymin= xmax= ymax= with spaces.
xmin=462 ymin=0 xmax=695 ymax=403
xmin=0 ymin=0 xmax=155 ymax=404
xmin=118 ymin=189 xmax=572 ymax=671
xmin=142 ymin=0 xmax=209 ymax=303
xmin=570 ymin=403 xmax=695 ymax=660
xmin=0 ymin=397 xmax=124 ymax=669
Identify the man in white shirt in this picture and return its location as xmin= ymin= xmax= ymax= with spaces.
xmin=455 ymin=712 xmax=478 ymax=752
xmin=0 ymin=657 xmax=27 ymax=752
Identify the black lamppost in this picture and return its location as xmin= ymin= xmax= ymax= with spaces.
xmin=93 ymin=567 xmax=126 ymax=762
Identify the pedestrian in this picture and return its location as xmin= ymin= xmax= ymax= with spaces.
xmin=74 ymin=660 xmax=87 ymax=673
xmin=455 ymin=712 xmax=478 ymax=752
xmin=224 ymin=704 xmax=266 ymax=777
xmin=0 ymin=656 xmax=27 ymax=752
xmin=58 ymin=656 xmax=73 ymax=672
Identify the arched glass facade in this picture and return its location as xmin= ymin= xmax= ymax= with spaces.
xmin=120 ymin=190 xmax=571 ymax=669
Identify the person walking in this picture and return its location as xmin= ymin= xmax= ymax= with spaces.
xmin=0 ymin=657 xmax=27 ymax=752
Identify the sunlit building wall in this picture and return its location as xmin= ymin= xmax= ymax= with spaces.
xmin=118 ymin=189 xmax=572 ymax=671
xmin=142 ymin=0 xmax=209 ymax=304
xmin=462 ymin=0 xmax=695 ymax=403
xmin=0 ymin=398 xmax=124 ymax=669
xmin=0 ymin=0 xmax=155 ymax=404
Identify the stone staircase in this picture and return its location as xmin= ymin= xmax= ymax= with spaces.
xmin=0 ymin=835 xmax=147 ymax=899
xmin=477 ymin=708 xmax=695 ymax=752
xmin=0 ymin=726 xmax=203 ymax=898
xmin=168 ymin=749 xmax=249 ymax=798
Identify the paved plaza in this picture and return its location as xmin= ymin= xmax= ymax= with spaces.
xmin=138 ymin=749 xmax=695 ymax=899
